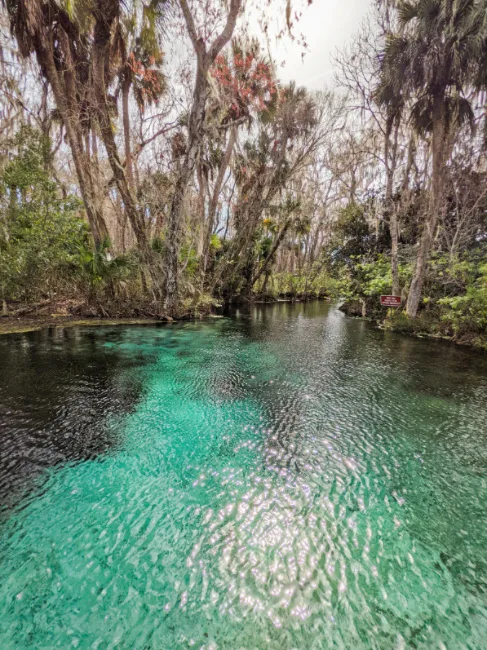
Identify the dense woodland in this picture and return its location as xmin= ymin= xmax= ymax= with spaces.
xmin=1 ymin=0 xmax=487 ymax=345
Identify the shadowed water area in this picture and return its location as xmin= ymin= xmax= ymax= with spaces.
xmin=1 ymin=302 xmax=487 ymax=649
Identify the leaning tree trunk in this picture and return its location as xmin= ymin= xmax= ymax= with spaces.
xmin=252 ymin=218 xmax=293 ymax=289
xmin=406 ymin=95 xmax=446 ymax=318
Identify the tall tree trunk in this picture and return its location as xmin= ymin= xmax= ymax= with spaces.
xmin=202 ymin=124 xmax=237 ymax=273
xmin=196 ymin=164 xmax=207 ymax=258
xmin=41 ymin=43 xmax=109 ymax=246
xmin=252 ymin=219 xmax=292 ymax=288
xmin=406 ymin=95 xmax=446 ymax=318
xmin=164 ymin=65 xmax=207 ymax=313
xmin=122 ymin=72 xmax=136 ymax=195
xmin=92 ymin=3 xmax=148 ymax=252
xmin=208 ymin=125 xmax=237 ymax=226
xmin=164 ymin=0 xmax=242 ymax=314
xmin=385 ymin=116 xmax=400 ymax=296
xmin=390 ymin=205 xmax=400 ymax=296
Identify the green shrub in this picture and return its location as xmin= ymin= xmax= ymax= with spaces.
xmin=0 ymin=128 xmax=90 ymax=303
xmin=438 ymin=265 xmax=487 ymax=335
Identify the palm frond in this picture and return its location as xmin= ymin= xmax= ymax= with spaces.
xmin=397 ymin=1 xmax=419 ymax=25
xmin=418 ymin=0 xmax=441 ymax=25
xmin=445 ymin=95 xmax=475 ymax=133
xmin=409 ymin=95 xmax=433 ymax=136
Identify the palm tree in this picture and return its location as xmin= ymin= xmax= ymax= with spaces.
xmin=216 ymin=83 xmax=320 ymax=298
xmin=198 ymin=39 xmax=277 ymax=272
xmin=379 ymin=0 xmax=487 ymax=317
xmin=3 ymin=0 xmax=168 ymax=254
xmin=163 ymin=0 xmax=242 ymax=314
xmin=112 ymin=3 xmax=167 ymax=195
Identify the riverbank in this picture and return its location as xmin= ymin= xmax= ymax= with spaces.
xmin=338 ymin=300 xmax=487 ymax=351
xmin=381 ymin=318 xmax=487 ymax=351
xmin=0 ymin=315 xmax=175 ymax=336
xmin=0 ymin=295 xmax=326 ymax=335
xmin=0 ymin=296 xmax=219 ymax=335
xmin=3 ymin=299 xmax=486 ymax=351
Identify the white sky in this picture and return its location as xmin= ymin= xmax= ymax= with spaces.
xmin=164 ymin=0 xmax=374 ymax=116
xmin=272 ymin=0 xmax=373 ymax=89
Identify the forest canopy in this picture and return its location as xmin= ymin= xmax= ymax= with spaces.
xmin=1 ymin=0 xmax=487 ymax=345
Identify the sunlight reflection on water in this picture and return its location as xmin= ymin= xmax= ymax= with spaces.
xmin=1 ymin=302 xmax=487 ymax=648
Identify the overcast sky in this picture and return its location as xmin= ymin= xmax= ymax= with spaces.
xmin=272 ymin=0 xmax=373 ymax=89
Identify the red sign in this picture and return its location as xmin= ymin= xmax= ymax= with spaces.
xmin=380 ymin=295 xmax=401 ymax=307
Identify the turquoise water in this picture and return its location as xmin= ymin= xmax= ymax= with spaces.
xmin=1 ymin=302 xmax=487 ymax=649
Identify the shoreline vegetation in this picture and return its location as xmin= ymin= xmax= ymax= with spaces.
xmin=2 ymin=296 xmax=486 ymax=352
xmin=1 ymin=2 xmax=487 ymax=350
xmin=0 ymin=295 xmax=320 ymax=335
xmin=338 ymin=301 xmax=487 ymax=351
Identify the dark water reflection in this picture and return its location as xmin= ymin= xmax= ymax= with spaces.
xmin=0 ymin=327 xmax=148 ymax=509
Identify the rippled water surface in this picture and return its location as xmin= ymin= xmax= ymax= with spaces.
xmin=1 ymin=302 xmax=487 ymax=649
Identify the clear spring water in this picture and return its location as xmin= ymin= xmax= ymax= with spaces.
xmin=1 ymin=302 xmax=487 ymax=649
